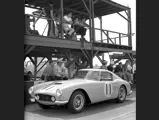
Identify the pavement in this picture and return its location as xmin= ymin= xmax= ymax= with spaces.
xmin=24 ymin=88 xmax=136 ymax=120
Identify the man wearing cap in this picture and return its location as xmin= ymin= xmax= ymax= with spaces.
xmin=54 ymin=59 xmax=68 ymax=80
xmin=100 ymin=60 xmax=108 ymax=70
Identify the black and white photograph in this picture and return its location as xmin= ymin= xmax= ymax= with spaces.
xmin=24 ymin=0 xmax=136 ymax=120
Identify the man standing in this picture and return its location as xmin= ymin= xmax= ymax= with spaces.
xmin=132 ymin=60 xmax=136 ymax=83
xmin=114 ymin=62 xmax=123 ymax=78
xmin=41 ymin=60 xmax=55 ymax=81
xmin=123 ymin=60 xmax=133 ymax=83
xmin=63 ymin=12 xmax=75 ymax=39
xmin=54 ymin=59 xmax=68 ymax=80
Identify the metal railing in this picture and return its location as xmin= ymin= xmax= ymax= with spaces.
xmin=25 ymin=13 xmax=131 ymax=46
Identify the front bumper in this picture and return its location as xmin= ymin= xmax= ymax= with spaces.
xmin=30 ymin=98 xmax=68 ymax=106
xmin=127 ymin=90 xmax=132 ymax=96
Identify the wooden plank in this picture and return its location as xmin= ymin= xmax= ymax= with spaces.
xmin=24 ymin=35 xmax=92 ymax=50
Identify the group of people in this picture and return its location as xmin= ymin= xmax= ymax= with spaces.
xmin=100 ymin=59 xmax=136 ymax=84
xmin=63 ymin=12 xmax=89 ymax=40
xmin=25 ymin=2 xmax=89 ymax=42
xmin=41 ymin=59 xmax=68 ymax=81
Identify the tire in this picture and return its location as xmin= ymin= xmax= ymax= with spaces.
xmin=116 ymin=85 xmax=127 ymax=103
xmin=37 ymin=102 xmax=51 ymax=109
xmin=68 ymin=91 xmax=86 ymax=113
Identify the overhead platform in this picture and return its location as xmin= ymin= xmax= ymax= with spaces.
xmin=25 ymin=0 xmax=130 ymax=18
xmin=24 ymin=35 xmax=134 ymax=57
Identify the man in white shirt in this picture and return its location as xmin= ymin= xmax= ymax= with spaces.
xmin=54 ymin=59 xmax=68 ymax=80
xmin=63 ymin=12 xmax=74 ymax=39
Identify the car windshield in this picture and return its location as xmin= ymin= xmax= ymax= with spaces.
xmin=74 ymin=70 xmax=99 ymax=81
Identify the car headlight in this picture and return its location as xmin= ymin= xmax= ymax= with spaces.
xmin=28 ymin=87 xmax=33 ymax=94
xmin=56 ymin=89 xmax=62 ymax=97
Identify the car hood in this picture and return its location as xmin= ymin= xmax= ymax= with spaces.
xmin=33 ymin=79 xmax=88 ymax=94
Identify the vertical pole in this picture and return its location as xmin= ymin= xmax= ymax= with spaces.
xmin=34 ymin=57 xmax=37 ymax=81
xmin=100 ymin=16 xmax=103 ymax=43
xmin=107 ymin=31 xmax=109 ymax=44
xmin=60 ymin=0 xmax=64 ymax=39
xmin=119 ymin=33 xmax=121 ymax=45
xmin=128 ymin=9 xmax=132 ymax=47
xmin=91 ymin=0 xmax=95 ymax=68
xmin=100 ymin=16 xmax=104 ymax=61
xmin=89 ymin=0 xmax=92 ymax=42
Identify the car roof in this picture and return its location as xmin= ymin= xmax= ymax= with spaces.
xmin=79 ymin=68 xmax=110 ymax=72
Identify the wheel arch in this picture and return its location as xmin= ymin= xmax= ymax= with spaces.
xmin=69 ymin=88 xmax=92 ymax=105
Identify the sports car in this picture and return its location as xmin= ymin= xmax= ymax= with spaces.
xmin=28 ymin=69 xmax=132 ymax=113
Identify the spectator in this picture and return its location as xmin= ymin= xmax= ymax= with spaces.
xmin=132 ymin=60 xmax=136 ymax=83
xmin=123 ymin=60 xmax=133 ymax=83
xmin=54 ymin=59 xmax=68 ymax=80
xmin=100 ymin=60 xmax=108 ymax=70
xmin=41 ymin=60 xmax=55 ymax=81
xmin=107 ymin=63 xmax=114 ymax=72
xmin=25 ymin=14 xmax=39 ymax=35
xmin=73 ymin=17 xmax=89 ymax=41
xmin=114 ymin=62 xmax=124 ymax=78
xmin=63 ymin=12 xmax=75 ymax=39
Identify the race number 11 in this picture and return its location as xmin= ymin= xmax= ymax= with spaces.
xmin=105 ymin=83 xmax=112 ymax=96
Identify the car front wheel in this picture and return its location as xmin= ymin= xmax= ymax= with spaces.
xmin=116 ymin=85 xmax=127 ymax=103
xmin=68 ymin=91 xmax=85 ymax=113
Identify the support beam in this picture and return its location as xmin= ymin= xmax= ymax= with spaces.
xmin=64 ymin=8 xmax=89 ymax=16
xmin=36 ymin=60 xmax=48 ymax=74
xmin=102 ymin=31 xmax=115 ymax=44
xmin=117 ymin=12 xmax=130 ymax=21
xmin=37 ymin=57 xmax=45 ymax=67
xmin=91 ymin=0 xmax=95 ymax=68
xmin=128 ymin=9 xmax=132 ymax=47
xmin=81 ymin=49 xmax=89 ymax=61
xmin=119 ymin=33 xmax=121 ymax=45
xmin=114 ymin=59 xmax=122 ymax=65
xmin=125 ymin=10 xmax=129 ymax=17
xmin=34 ymin=57 xmax=37 ymax=81
xmin=28 ymin=55 xmax=36 ymax=66
xmin=100 ymin=0 xmax=129 ymax=10
xmin=25 ymin=46 xmax=36 ymax=56
xmin=96 ymin=55 xmax=103 ymax=64
xmin=93 ymin=0 xmax=99 ymax=4
xmin=61 ymin=0 xmax=64 ymax=39
xmin=81 ymin=0 xmax=91 ymax=15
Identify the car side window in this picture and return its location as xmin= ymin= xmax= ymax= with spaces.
xmin=87 ymin=71 xmax=99 ymax=81
xmin=100 ymin=72 xmax=112 ymax=81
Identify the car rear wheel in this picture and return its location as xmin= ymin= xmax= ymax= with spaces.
xmin=68 ymin=91 xmax=85 ymax=113
xmin=116 ymin=85 xmax=126 ymax=103
xmin=37 ymin=102 xmax=51 ymax=109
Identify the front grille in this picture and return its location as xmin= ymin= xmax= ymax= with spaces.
xmin=37 ymin=94 xmax=52 ymax=101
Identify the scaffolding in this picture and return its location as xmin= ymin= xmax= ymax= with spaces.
xmin=24 ymin=0 xmax=136 ymax=80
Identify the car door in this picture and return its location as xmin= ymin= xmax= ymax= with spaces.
xmin=100 ymin=71 xmax=118 ymax=100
